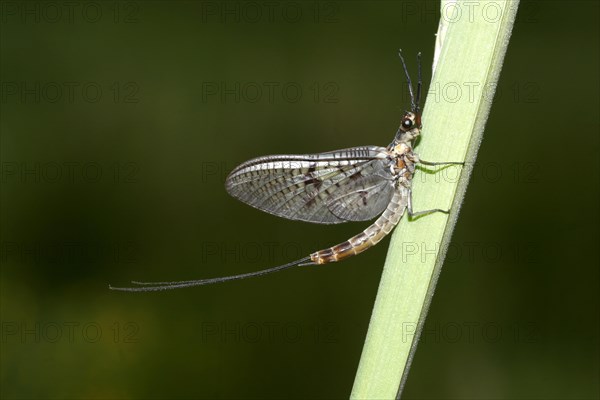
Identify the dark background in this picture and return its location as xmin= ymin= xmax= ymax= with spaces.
xmin=1 ymin=1 xmax=598 ymax=399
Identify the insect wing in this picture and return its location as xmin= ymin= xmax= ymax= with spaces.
xmin=326 ymin=168 xmax=395 ymax=221
xmin=226 ymin=146 xmax=394 ymax=224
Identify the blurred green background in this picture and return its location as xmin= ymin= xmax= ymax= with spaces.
xmin=1 ymin=1 xmax=598 ymax=399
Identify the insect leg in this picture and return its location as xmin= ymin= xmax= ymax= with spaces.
xmin=411 ymin=152 xmax=464 ymax=167
xmin=417 ymin=159 xmax=464 ymax=166
xmin=406 ymin=188 xmax=450 ymax=220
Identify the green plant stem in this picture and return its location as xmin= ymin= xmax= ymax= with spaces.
xmin=351 ymin=1 xmax=520 ymax=398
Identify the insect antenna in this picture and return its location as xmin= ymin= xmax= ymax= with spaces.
xmin=398 ymin=49 xmax=416 ymax=112
xmin=108 ymin=256 xmax=313 ymax=292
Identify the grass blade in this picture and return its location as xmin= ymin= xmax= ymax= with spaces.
xmin=351 ymin=1 xmax=520 ymax=398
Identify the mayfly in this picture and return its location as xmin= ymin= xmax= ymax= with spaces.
xmin=110 ymin=51 xmax=462 ymax=292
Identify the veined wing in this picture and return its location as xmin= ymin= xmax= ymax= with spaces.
xmin=225 ymin=146 xmax=395 ymax=224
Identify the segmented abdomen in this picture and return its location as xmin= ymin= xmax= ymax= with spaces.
xmin=310 ymin=187 xmax=408 ymax=264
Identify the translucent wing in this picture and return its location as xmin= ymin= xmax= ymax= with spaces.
xmin=226 ymin=146 xmax=395 ymax=224
xmin=327 ymin=172 xmax=395 ymax=221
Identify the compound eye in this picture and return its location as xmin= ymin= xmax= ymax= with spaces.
xmin=402 ymin=118 xmax=413 ymax=129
